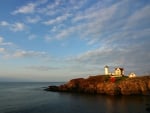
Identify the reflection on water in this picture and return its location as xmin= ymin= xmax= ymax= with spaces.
xmin=105 ymin=95 xmax=149 ymax=113
xmin=58 ymin=92 xmax=150 ymax=113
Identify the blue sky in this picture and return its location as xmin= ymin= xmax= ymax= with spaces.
xmin=0 ymin=0 xmax=150 ymax=82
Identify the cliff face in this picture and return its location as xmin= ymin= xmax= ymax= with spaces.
xmin=46 ymin=75 xmax=150 ymax=95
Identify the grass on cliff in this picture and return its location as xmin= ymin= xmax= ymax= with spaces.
xmin=87 ymin=75 xmax=128 ymax=83
xmin=115 ymin=76 xmax=128 ymax=83
xmin=87 ymin=75 xmax=108 ymax=83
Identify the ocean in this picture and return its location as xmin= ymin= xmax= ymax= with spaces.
xmin=0 ymin=82 xmax=149 ymax=113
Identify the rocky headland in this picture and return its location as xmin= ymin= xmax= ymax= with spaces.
xmin=45 ymin=75 xmax=150 ymax=95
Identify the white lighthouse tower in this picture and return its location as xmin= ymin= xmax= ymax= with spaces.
xmin=104 ymin=66 xmax=109 ymax=75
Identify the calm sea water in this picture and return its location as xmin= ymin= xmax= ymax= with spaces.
xmin=0 ymin=82 xmax=149 ymax=113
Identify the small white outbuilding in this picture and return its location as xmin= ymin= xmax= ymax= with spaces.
xmin=128 ymin=72 xmax=136 ymax=78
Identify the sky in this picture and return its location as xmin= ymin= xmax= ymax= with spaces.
xmin=0 ymin=0 xmax=150 ymax=82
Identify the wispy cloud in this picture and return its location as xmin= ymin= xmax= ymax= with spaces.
xmin=0 ymin=21 xmax=9 ymax=26
xmin=0 ymin=21 xmax=26 ymax=32
xmin=0 ymin=36 xmax=3 ymax=43
xmin=37 ymin=0 xmax=86 ymax=16
xmin=68 ymin=46 xmax=116 ymax=65
xmin=25 ymin=65 xmax=59 ymax=71
xmin=11 ymin=50 xmax=47 ymax=58
xmin=28 ymin=34 xmax=37 ymax=40
xmin=0 ymin=36 xmax=13 ymax=46
xmin=43 ymin=14 xmax=71 ymax=25
xmin=45 ymin=0 xmax=61 ymax=9
xmin=70 ymin=0 xmax=88 ymax=10
xmin=12 ymin=0 xmax=48 ymax=15
xmin=0 ymin=36 xmax=14 ymax=57
xmin=44 ymin=0 xmax=119 ymax=41
xmin=2 ymin=49 xmax=48 ymax=60
xmin=67 ymin=42 xmax=150 ymax=75
xmin=26 ymin=16 xmax=41 ymax=23
xmin=72 ymin=0 xmax=150 ymax=47
xmin=53 ymin=25 xmax=79 ymax=40
xmin=12 ymin=3 xmax=36 ymax=15
xmin=44 ymin=35 xmax=53 ymax=42
xmin=0 ymin=48 xmax=5 ymax=53
xmin=0 ymin=36 xmax=48 ymax=59
xmin=10 ymin=22 xmax=26 ymax=32
xmin=124 ymin=5 xmax=150 ymax=30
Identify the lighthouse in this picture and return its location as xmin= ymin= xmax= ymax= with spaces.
xmin=104 ymin=66 xmax=109 ymax=75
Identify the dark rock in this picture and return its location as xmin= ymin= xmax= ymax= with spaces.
xmin=146 ymin=107 xmax=150 ymax=112
xmin=45 ymin=86 xmax=59 ymax=91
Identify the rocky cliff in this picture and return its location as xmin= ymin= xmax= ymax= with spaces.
xmin=45 ymin=75 xmax=150 ymax=95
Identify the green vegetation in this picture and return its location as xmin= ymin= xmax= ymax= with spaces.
xmin=115 ymin=76 xmax=128 ymax=83
xmin=100 ymin=75 xmax=129 ymax=83
xmin=104 ymin=75 xmax=110 ymax=82
xmin=87 ymin=75 xmax=128 ymax=83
